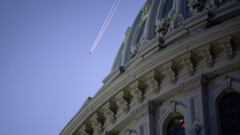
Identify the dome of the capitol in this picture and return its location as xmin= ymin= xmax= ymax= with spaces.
xmin=61 ymin=0 xmax=240 ymax=135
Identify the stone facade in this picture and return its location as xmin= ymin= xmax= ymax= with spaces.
xmin=61 ymin=0 xmax=240 ymax=135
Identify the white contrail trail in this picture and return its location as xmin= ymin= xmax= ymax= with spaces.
xmin=93 ymin=0 xmax=120 ymax=48
xmin=90 ymin=0 xmax=120 ymax=53
xmin=89 ymin=0 xmax=121 ymax=53
xmin=91 ymin=0 xmax=118 ymax=47
xmin=92 ymin=0 xmax=118 ymax=46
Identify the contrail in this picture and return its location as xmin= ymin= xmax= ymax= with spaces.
xmin=89 ymin=0 xmax=121 ymax=54
xmin=93 ymin=0 xmax=119 ymax=45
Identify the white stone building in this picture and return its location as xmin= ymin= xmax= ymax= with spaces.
xmin=61 ymin=0 xmax=240 ymax=135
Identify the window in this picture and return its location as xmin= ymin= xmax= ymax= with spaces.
xmin=219 ymin=92 xmax=240 ymax=135
xmin=136 ymin=19 xmax=146 ymax=44
xmin=167 ymin=115 xmax=185 ymax=135
xmin=161 ymin=0 xmax=173 ymax=18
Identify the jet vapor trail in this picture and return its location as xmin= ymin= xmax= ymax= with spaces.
xmin=89 ymin=0 xmax=121 ymax=54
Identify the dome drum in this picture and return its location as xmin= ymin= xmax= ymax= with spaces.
xmin=61 ymin=0 xmax=240 ymax=135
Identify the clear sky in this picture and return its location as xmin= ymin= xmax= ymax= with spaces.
xmin=0 ymin=0 xmax=145 ymax=135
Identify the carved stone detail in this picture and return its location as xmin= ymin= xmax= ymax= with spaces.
xmin=130 ymin=80 xmax=146 ymax=103
xmin=168 ymin=100 xmax=187 ymax=113
xmin=217 ymin=76 xmax=232 ymax=90
xmin=190 ymin=120 xmax=203 ymax=135
xmin=157 ymin=11 xmax=183 ymax=37
xmin=103 ymin=102 xmax=116 ymax=125
xmin=163 ymin=62 xmax=176 ymax=84
xmin=125 ymin=27 xmax=131 ymax=38
xmin=90 ymin=113 xmax=104 ymax=134
xmin=168 ymin=10 xmax=184 ymax=32
xmin=182 ymin=53 xmax=194 ymax=76
xmin=145 ymin=70 xmax=160 ymax=93
xmin=200 ymin=45 xmax=213 ymax=67
xmin=141 ymin=1 xmax=151 ymax=18
xmin=220 ymin=36 xmax=233 ymax=59
xmin=187 ymin=0 xmax=204 ymax=13
xmin=157 ymin=17 xmax=171 ymax=37
xmin=116 ymin=91 xmax=130 ymax=113
xmin=79 ymin=124 xmax=92 ymax=135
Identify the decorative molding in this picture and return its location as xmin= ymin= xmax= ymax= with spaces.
xmin=182 ymin=52 xmax=194 ymax=76
xmin=145 ymin=70 xmax=161 ymax=93
xmin=125 ymin=129 xmax=138 ymax=135
xmin=130 ymin=80 xmax=146 ymax=103
xmin=168 ymin=100 xmax=177 ymax=113
xmin=78 ymin=124 xmax=92 ymax=135
xmin=132 ymin=102 xmax=149 ymax=120
xmin=168 ymin=100 xmax=187 ymax=113
xmin=200 ymin=44 xmax=213 ymax=67
xmin=209 ymin=75 xmax=240 ymax=135
xmin=181 ymin=76 xmax=204 ymax=92
xmin=210 ymin=76 xmax=240 ymax=114
xmin=116 ymin=91 xmax=130 ymax=113
xmin=187 ymin=0 xmax=205 ymax=13
xmin=215 ymin=76 xmax=240 ymax=92
xmin=90 ymin=113 xmax=104 ymax=134
xmin=141 ymin=1 xmax=151 ymax=19
xmin=103 ymin=102 xmax=116 ymax=125
xmin=157 ymin=17 xmax=171 ymax=37
xmin=219 ymin=36 xmax=233 ymax=59
xmin=218 ymin=76 xmax=232 ymax=90
xmin=168 ymin=11 xmax=184 ymax=32
xmin=125 ymin=27 xmax=132 ymax=38
xmin=190 ymin=120 xmax=203 ymax=135
xmin=163 ymin=62 xmax=176 ymax=84
xmin=61 ymin=2 xmax=240 ymax=135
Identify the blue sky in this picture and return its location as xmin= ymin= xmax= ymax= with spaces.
xmin=0 ymin=0 xmax=145 ymax=135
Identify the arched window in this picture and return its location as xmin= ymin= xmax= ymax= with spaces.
xmin=161 ymin=0 xmax=174 ymax=18
xmin=218 ymin=92 xmax=240 ymax=135
xmin=165 ymin=114 xmax=186 ymax=135
xmin=136 ymin=19 xmax=146 ymax=44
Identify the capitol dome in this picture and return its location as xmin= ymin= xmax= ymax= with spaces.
xmin=61 ymin=0 xmax=240 ymax=135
